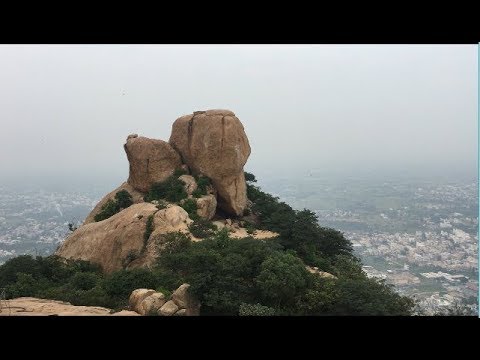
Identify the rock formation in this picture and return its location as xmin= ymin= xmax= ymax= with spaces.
xmin=56 ymin=109 xmax=256 ymax=273
xmin=84 ymin=182 xmax=144 ymax=224
xmin=124 ymin=135 xmax=182 ymax=193
xmin=56 ymin=203 xmax=158 ymax=273
xmin=169 ymin=109 xmax=250 ymax=216
xmin=196 ymin=194 xmax=217 ymax=220
xmin=128 ymin=284 xmax=200 ymax=316
xmin=178 ymin=175 xmax=197 ymax=195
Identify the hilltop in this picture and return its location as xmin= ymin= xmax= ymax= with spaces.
xmin=0 ymin=109 xmax=414 ymax=316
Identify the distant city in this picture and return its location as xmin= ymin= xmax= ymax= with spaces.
xmin=259 ymin=174 xmax=478 ymax=315
xmin=0 ymin=174 xmax=478 ymax=315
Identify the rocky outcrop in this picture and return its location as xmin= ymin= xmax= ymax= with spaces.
xmin=56 ymin=203 xmax=158 ymax=273
xmin=129 ymin=289 xmax=157 ymax=313
xmin=128 ymin=283 xmax=200 ymax=316
xmin=151 ymin=205 xmax=192 ymax=236
xmin=57 ymin=109 xmax=254 ymax=274
xmin=169 ymin=109 xmax=250 ymax=216
xmin=196 ymin=194 xmax=217 ymax=220
xmin=124 ymin=135 xmax=182 ymax=193
xmin=84 ymin=182 xmax=144 ymax=224
xmin=0 ymin=297 xmax=113 ymax=316
xmin=178 ymin=175 xmax=197 ymax=195
xmin=138 ymin=293 xmax=166 ymax=315
xmin=306 ymin=266 xmax=338 ymax=279
xmin=171 ymin=283 xmax=200 ymax=315
xmin=158 ymin=300 xmax=179 ymax=316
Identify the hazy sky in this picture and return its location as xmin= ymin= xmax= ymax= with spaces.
xmin=0 ymin=45 xmax=477 ymax=185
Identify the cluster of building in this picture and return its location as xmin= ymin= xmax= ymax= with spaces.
xmin=0 ymin=187 xmax=98 ymax=263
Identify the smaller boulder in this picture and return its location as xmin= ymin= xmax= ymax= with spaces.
xmin=173 ymin=309 xmax=187 ymax=316
xmin=196 ymin=194 xmax=217 ymax=220
xmin=129 ymin=289 xmax=156 ymax=313
xmin=172 ymin=283 xmax=191 ymax=309
xmin=178 ymin=175 xmax=197 ymax=195
xmin=158 ymin=300 xmax=179 ymax=316
xmin=139 ymin=293 xmax=166 ymax=315
xmin=111 ymin=310 xmax=141 ymax=316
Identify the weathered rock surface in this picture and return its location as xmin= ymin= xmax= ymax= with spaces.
xmin=128 ymin=283 xmax=200 ymax=316
xmin=84 ymin=182 xmax=144 ymax=225
xmin=172 ymin=283 xmax=191 ymax=309
xmin=0 ymin=297 xmax=112 ymax=316
xmin=169 ymin=109 xmax=250 ymax=216
xmin=158 ymin=300 xmax=179 ymax=316
xmin=138 ymin=292 xmax=166 ymax=315
xmin=196 ymin=194 xmax=217 ymax=220
xmin=56 ymin=203 xmax=158 ymax=273
xmin=306 ymin=266 xmax=338 ymax=279
xmin=129 ymin=288 xmax=157 ymax=313
xmin=111 ymin=310 xmax=141 ymax=316
xmin=178 ymin=175 xmax=197 ymax=195
xmin=124 ymin=135 xmax=182 ymax=193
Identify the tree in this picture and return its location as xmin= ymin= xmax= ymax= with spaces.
xmin=244 ymin=172 xmax=257 ymax=183
xmin=255 ymin=252 xmax=310 ymax=310
xmin=331 ymin=277 xmax=414 ymax=315
xmin=94 ymin=199 xmax=120 ymax=222
xmin=115 ymin=190 xmax=133 ymax=209
xmin=239 ymin=303 xmax=275 ymax=316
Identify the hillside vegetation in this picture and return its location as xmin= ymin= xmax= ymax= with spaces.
xmin=0 ymin=172 xmax=414 ymax=315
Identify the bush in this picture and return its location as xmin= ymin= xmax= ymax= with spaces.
xmin=174 ymin=168 xmax=189 ymax=177
xmin=255 ymin=252 xmax=310 ymax=308
xmin=192 ymin=189 xmax=203 ymax=198
xmin=144 ymin=215 xmax=155 ymax=243
xmin=189 ymin=219 xmax=217 ymax=238
xmin=103 ymin=268 xmax=158 ymax=303
xmin=243 ymin=221 xmax=256 ymax=235
xmin=94 ymin=199 xmax=119 ymax=222
xmin=144 ymin=176 xmax=188 ymax=203
xmin=160 ymin=232 xmax=192 ymax=254
xmin=244 ymin=172 xmax=257 ymax=183
xmin=181 ymin=198 xmax=198 ymax=219
xmin=115 ymin=190 xmax=133 ymax=209
xmin=5 ymin=273 xmax=39 ymax=298
xmin=94 ymin=190 xmax=134 ymax=222
xmin=239 ymin=303 xmax=275 ymax=316
xmin=195 ymin=175 xmax=212 ymax=196
xmin=70 ymin=272 xmax=100 ymax=290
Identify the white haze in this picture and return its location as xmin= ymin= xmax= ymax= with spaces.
xmin=0 ymin=45 xmax=477 ymax=186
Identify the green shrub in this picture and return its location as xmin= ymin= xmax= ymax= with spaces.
xmin=161 ymin=232 xmax=192 ymax=254
xmin=174 ymin=168 xmax=189 ymax=177
xmin=189 ymin=219 xmax=217 ymax=238
xmin=155 ymin=200 xmax=168 ymax=210
xmin=181 ymin=198 xmax=198 ymax=219
xmin=94 ymin=190 xmax=134 ymax=222
xmin=192 ymin=189 xmax=203 ymax=198
xmin=70 ymin=272 xmax=100 ymax=290
xmin=244 ymin=171 xmax=257 ymax=183
xmin=144 ymin=215 xmax=155 ymax=243
xmin=103 ymin=268 xmax=157 ymax=301
xmin=243 ymin=221 xmax=256 ymax=235
xmin=115 ymin=189 xmax=133 ymax=209
xmin=144 ymin=176 xmax=188 ymax=203
xmin=94 ymin=199 xmax=119 ymax=222
xmin=255 ymin=252 xmax=310 ymax=308
xmin=195 ymin=175 xmax=212 ymax=196
xmin=5 ymin=273 xmax=39 ymax=298
xmin=239 ymin=303 xmax=275 ymax=316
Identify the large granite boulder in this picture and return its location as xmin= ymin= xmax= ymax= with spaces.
xmin=124 ymin=135 xmax=182 ymax=193
xmin=56 ymin=203 xmax=158 ymax=273
xmin=169 ymin=109 xmax=250 ymax=216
